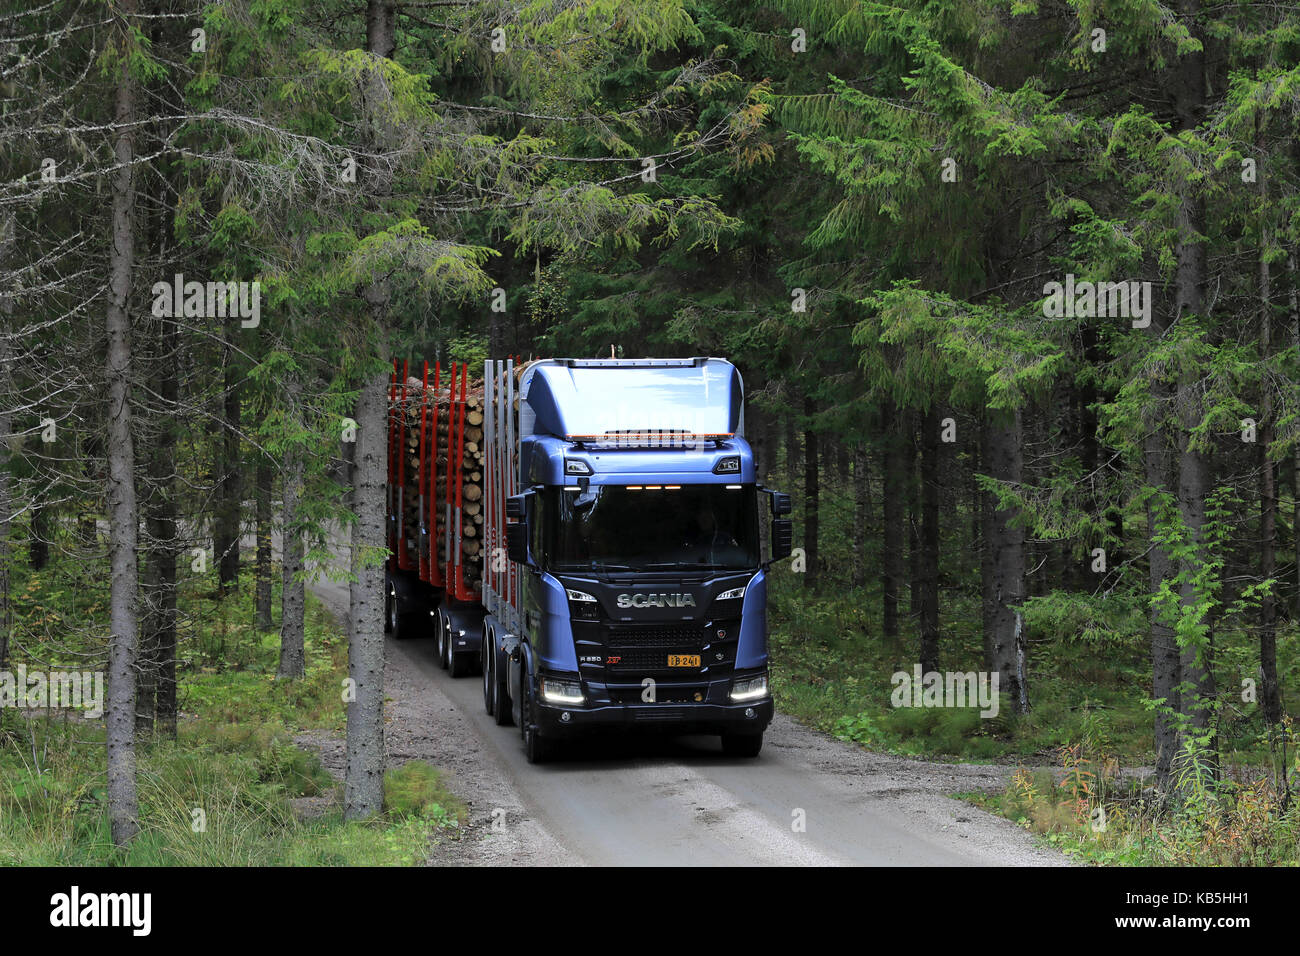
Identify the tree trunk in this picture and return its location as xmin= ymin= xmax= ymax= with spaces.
xmin=749 ymin=405 xmax=766 ymax=484
xmin=140 ymin=310 xmax=179 ymax=737
xmin=1144 ymin=371 xmax=1181 ymax=787
xmin=215 ymin=312 xmax=241 ymax=591
xmin=880 ymin=400 xmax=904 ymax=639
xmin=279 ymin=441 xmax=306 ymax=679
xmin=1291 ymin=250 xmax=1300 ymax=620
xmin=982 ymin=407 xmax=1029 ymax=714
xmin=764 ymin=408 xmax=778 ymax=485
xmin=29 ymin=504 xmax=50 ymax=571
xmin=852 ymin=442 xmax=869 ymax=589
xmin=1258 ymin=171 xmax=1280 ymax=726
xmin=906 ymin=416 xmax=920 ymax=618
xmin=344 ymin=0 xmax=398 ymax=821
xmin=255 ymin=455 xmax=274 ymax=630
xmin=802 ymin=397 xmax=819 ymax=590
xmin=0 ymin=209 xmax=12 ymax=669
xmin=345 ymin=368 xmax=389 ymax=820
xmin=918 ymin=406 xmax=940 ymax=674
xmin=1170 ymin=2 xmax=1214 ymax=750
xmin=785 ymin=414 xmax=800 ymax=479
xmin=105 ymin=13 xmax=141 ymax=844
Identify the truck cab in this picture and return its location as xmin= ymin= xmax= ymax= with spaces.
xmin=482 ymin=358 xmax=792 ymax=762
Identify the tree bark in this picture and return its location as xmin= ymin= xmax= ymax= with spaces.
xmin=1258 ymin=163 xmax=1280 ymax=726
xmin=215 ymin=312 xmax=241 ymax=591
xmin=918 ymin=406 xmax=940 ymax=674
xmin=982 ymin=407 xmax=1029 ymax=714
xmin=1290 ymin=250 xmax=1300 ymax=620
xmin=1170 ymin=1 xmax=1214 ymax=750
xmin=880 ymin=400 xmax=904 ymax=639
xmin=802 ymin=396 xmax=819 ymax=590
xmin=29 ymin=504 xmax=50 ymax=571
xmin=785 ymin=414 xmax=800 ymax=479
xmin=105 ymin=9 xmax=141 ymax=844
xmin=852 ymin=442 xmax=869 ymax=589
xmin=1144 ymin=364 xmax=1180 ymax=786
xmin=0 ymin=209 xmax=12 ymax=669
xmin=906 ymin=415 xmax=920 ymax=618
xmin=255 ymin=455 xmax=274 ymax=630
xmin=345 ymin=368 xmax=389 ymax=819
xmin=344 ymin=0 xmax=398 ymax=821
xmin=279 ymin=441 xmax=306 ymax=679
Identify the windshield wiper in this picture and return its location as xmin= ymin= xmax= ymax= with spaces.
xmin=590 ymin=560 xmax=637 ymax=572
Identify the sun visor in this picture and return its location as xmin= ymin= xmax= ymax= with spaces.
xmin=522 ymin=358 xmax=744 ymax=441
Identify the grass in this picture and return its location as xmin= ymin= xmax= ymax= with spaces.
xmin=1 ymin=536 xmax=462 ymax=866
xmin=959 ymin=724 xmax=1300 ymax=865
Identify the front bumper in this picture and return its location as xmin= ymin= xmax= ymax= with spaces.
xmin=534 ymin=695 xmax=773 ymax=736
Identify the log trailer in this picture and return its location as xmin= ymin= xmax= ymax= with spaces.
xmin=384 ymin=357 xmax=792 ymax=762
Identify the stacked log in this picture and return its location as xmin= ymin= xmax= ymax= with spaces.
xmin=391 ymin=371 xmax=486 ymax=594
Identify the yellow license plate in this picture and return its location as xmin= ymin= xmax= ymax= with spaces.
xmin=668 ymin=655 xmax=701 ymax=667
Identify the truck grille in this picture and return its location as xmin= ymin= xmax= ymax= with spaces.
xmin=573 ymin=619 xmax=740 ymax=680
xmin=605 ymin=624 xmax=704 ymax=649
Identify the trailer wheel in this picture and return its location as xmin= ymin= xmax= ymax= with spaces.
xmin=522 ymin=681 xmax=555 ymax=764
xmin=448 ymin=640 xmax=469 ymax=678
xmin=720 ymin=732 xmax=763 ymax=758
xmin=387 ymin=582 xmax=416 ymax=640
xmin=435 ymin=612 xmax=450 ymax=670
xmin=384 ymin=583 xmax=396 ymax=635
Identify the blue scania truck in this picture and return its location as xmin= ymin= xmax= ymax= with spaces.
xmin=385 ymin=357 xmax=791 ymax=763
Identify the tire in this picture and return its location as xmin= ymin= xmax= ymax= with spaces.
xmin=720 ymin=732 xmax=763 ymax=758
xmin=482 ymin=627 xmax=496 ymax=716
xmin=491 ymin=636 xmax=513 ymax=727
xmin=521 ymin=678 xmax=555 ymax=764
xmin=388 ymin=583 xmax=416 ymax=640
xmin=448 ymin=643 xmax=469 ymax=678
xmin=435 ymin=612 xmax=450 ymax=670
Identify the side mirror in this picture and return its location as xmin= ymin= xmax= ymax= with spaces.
xmin=506 ymin=522 xmax=530 ymax=565
xmin=505 ymin=492 xmax=533 ymax=565
xmin=770 ymin=492 xmax=792 ymax=516
xmin=771 ymin=518 xmax=793 ymax=561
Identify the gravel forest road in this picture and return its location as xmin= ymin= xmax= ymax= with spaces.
xmin=304 ymin=552 xmax=1067 ymax=867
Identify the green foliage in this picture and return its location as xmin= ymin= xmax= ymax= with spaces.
xmin=383 ymin=761 xmax=469 ymax=828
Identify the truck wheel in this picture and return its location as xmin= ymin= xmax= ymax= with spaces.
xmin=522 ymin=683 xmax=554 ymax=764
xmin=720 ymin=732 xmax=763 ymax=758
xmin=491 ymin=639 xmax=513 ymax=727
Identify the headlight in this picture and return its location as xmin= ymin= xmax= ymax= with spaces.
xmin=730 ymin=674 xmax=768 ymax=702
xmin=565 ymin=589 xmax=596 ymax=603
xmin=717 ymin=585 xmax=747 ymax=601
xmin=541 ymin=676 xmax=584 ymax=705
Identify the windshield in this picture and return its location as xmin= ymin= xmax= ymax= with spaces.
xmin=543 ymin=483 xmax=759 ymax=572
